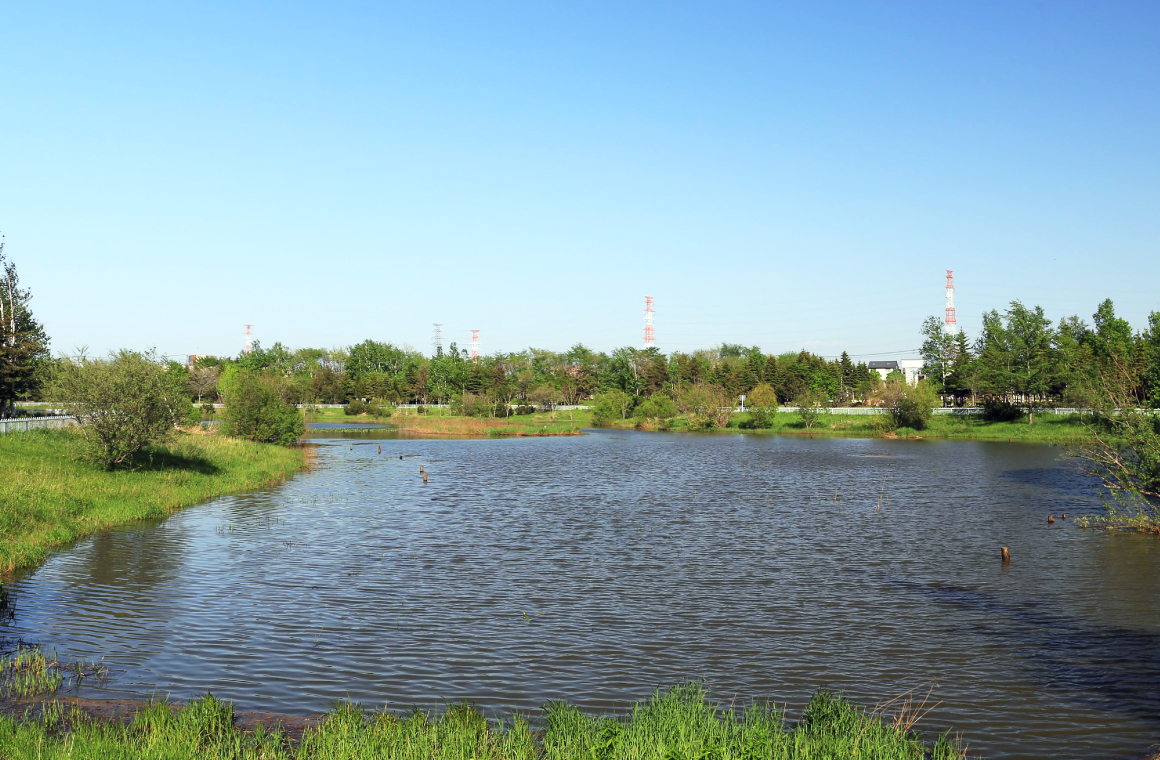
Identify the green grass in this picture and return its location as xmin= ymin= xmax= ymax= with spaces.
xmin=612 ymin=411 xmax=1094 ymax=443
xmin=309 ymin=406 xmax=591 ymax=437
xmin=0 ymin=683 xmax=974 ymax=759
xmin=0 ymin=429 xmax=306 ymax=574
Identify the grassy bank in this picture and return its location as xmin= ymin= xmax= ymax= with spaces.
xmin=0 ymin=430 xmax=306 ymax=574
xmin=611 ymin=411 xmax=1094 ymax=443
xmin=309 ymin=406 xmax=589 ymax=437
xmin=310 ymin=403 xmax=1093 ymax=442
xmin=0 ymin=682 xmax=971 ymax=759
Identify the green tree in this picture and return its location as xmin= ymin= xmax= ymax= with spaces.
xmin=741 ymin=383 xmax=779 ymax=429
xmin=881 ymin=376 xmax=938 ymax=430
xmin=794 ymin=390 xmax=830 ymax=430
xmin=676 ymin=384 xmax=732 ymax=429
xmin=218 ymin=367 xmax=304 ymax=445
xmin=0 ymin=236 xmax=51 ymax=416
xmin=52 ymin=350 xmax=193 ymax=468
xmin=591 ymin=389 xmax=633 ymax=426
xmin=919 ymin=316 xmax=956 ymax=392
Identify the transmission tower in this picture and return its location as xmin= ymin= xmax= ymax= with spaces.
xmin=643 ymin=296 xmax=656 ymax=349
xmin=244 ymin=324 xmax=253 ymax=354
xmin=944 ymin=271 xmax=957 ymax=335
xmin=432 ymin=323 xmax=444 ymax=356
xmin=470 ymin=329 xmax=480 ymax=360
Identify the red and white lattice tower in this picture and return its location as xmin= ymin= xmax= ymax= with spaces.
xmin=470 ymin=329 xmax=480 ymax=359
xmin=244 ymin=324 xmax=253 ymax=354
xmin=643 ymin=296 xmax=656 ymax=349
xmin=944 ymin=271 xmax=957 ymax=335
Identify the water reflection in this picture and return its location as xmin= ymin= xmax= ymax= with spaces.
xmin=2 ymin=433 xmax=1158 ymax=759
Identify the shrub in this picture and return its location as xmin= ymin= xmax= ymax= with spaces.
xmin=218 ymin=367 xmax=304 ymax=445
xmin=51 ymin=349 xmax=193 ymax=469
xmin=882 ymin=377 xmax=938 ymax=430
xmin=982 ymin=397 xmax=1023 ymax=422
xmin=676 ymin=385 xmax=732 ymax=429
xmin=794 ymin=390 xmax=831 ymax=429
xmin=592 ymin=390 xmax=634 ymax=426
xmin=741 ymin=383 xmax=779 ymax=429
xmin=633 ymin=394 xmax=677 ymax=422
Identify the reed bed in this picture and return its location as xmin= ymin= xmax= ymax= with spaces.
xmin=0 ymin=647 xmax=108 ymax=700
xmin=0 ymin=430 xmax=306 ymax=573
xmin=0 ymin=683 xmax=973 ymax=759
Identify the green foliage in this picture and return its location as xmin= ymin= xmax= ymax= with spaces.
xmin=741 ymin=383 xmax=779 ymax=429
xmin=345 ymin=399 xmax=391 ymax=417
xmin=218 ymin=367 xmax=304 ymax=445
xmin=675 ymin=385 xmax=732 ymax=429
xmin=1072 ymin=354 xmax=1160 ymax=529
xmin=0 ymin=236 xmax=51 ymax=417
xmin=882 ymin=378 xmax=938 ymax=431
xmin=633 ymin=394 xmax=676 ymax=421
xmin=0 ymin=683 xmax=972 ymax=760
xmin=592 ymin=390 xmax=634 ymax=426
xmin=51 ymin=350 xmax=193 ymax=469
xmin=794 ymin=390 xmax=830 ymax=430
xmin=981 ymin=398 xmax=1023 ymax=422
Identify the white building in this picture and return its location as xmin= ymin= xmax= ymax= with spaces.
xmin=868 ymin=359 xmax=925 ymax=386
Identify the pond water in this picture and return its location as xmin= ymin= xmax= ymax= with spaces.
xmin=3 ymin=431 xmax=1159 ymax=759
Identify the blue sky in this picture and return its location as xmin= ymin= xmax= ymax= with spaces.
xmin=3 ymin=1 xmax=1157 ymax=360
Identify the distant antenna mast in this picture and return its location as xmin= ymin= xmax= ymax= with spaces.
xmin=944 ymin=271 xmax=957 ymax=335
xmin=244 ymin=324 xmax=253 ymax=354
xmin=470 ymin=329 xmax=480 ymax=359
xmin=643 ymin=296 xmax=656 ymax=349
xmin=432 ymin=323 xmax=444 ymax=356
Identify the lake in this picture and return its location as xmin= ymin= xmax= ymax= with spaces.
xmin=3 ymin=430 xmax=1158 ymax=759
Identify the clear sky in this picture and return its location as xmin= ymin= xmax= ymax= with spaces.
xmin=3 ymin=1 xmax=1158 ymax=360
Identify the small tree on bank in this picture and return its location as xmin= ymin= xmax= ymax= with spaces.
xmin=794 ymin=390 xmax=830 ymax=430
xmin=881 ymin=377 xmax=938 ymax=431
xmin=53 ymin=350 xmax=193 ymax=469
xmin=741 ymin=383 xmax=779 ymax=429
xmin=218 ymin=367 xmax=304 ymax=445
xmin=1071 ymin=352 xmax=1160 ymax=531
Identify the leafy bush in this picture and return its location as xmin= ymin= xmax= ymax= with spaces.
xmin=451 ymin=392 xmax=502 ymax=418
xmin=882 ymin=377 xmax=938 ymax=430
xmin=741 ymin=383 xmax=779 ymax=429
xmin=52 ymin=349 xmax=193 ymax=469
xmin=345 ymin=398 xmax=392 ymax=417
xmin=982 ymin=397 xmax=1023 ymax=422
xmin=592 ymin=390 xmax=634 ymax=426
xmin=633 ymin=394 xmax=677 ymax=421
xmin=794 ymin=390 xmax=831 ymax=429
xmin=675 ymin=385 xmax=732 ymax=429
xmin=218 ymin=367 xmax=304 ymax=445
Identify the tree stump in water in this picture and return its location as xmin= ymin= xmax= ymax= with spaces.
xmin=1001 ymin=546 xmax=1010 ymax=563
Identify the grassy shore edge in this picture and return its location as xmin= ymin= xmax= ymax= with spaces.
xmin=0 ymin=430 xmax=307 ymax=576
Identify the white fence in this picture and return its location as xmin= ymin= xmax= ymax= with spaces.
xmin=0 ymin=416 xmax=76 ymax=434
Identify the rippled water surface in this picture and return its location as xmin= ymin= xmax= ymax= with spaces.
xmin=4 ymin=432 xmax=1159 ymax=759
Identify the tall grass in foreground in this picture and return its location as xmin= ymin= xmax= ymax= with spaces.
xmin=0 ymin=430 xmax=306 ymax=573
xmin=0 ymin=683 xmax=973 ymax=759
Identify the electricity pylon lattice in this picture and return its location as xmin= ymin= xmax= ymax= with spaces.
xmin=643 ymin=297 xmax=655 ymax=349
xmin=244 ymin=324 xmax=253 ymax=354
xmin=944 ymin=271 xmax=957 ymax=335
xmin=470 ymin=330 xmax=480 ymax=360
xmin=432 ymin=323 xmax=444 ymax=356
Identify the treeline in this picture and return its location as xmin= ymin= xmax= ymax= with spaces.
xmin=920 ymin=298 xmax=1160 ymax=407
xmin=182 ymin=341 xmax=887 ymax=408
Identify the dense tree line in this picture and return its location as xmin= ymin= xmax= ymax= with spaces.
xmin=180 ymin=340 xmax=887 ymax=411
xmin=921 ymin=298 xmax=1160 ymax=407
